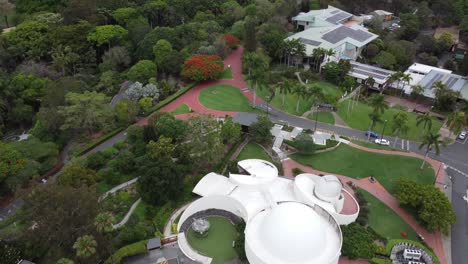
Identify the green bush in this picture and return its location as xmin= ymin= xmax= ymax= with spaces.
xmin=292 ymin=168 xmax=304 ymax=176
xmin=341 ymin=223 xmax=377 ymax=259
xmin=147 ymin=82 xmax=196 ymax=113
xmin=105 ymin=240 xmax=148 ymax=264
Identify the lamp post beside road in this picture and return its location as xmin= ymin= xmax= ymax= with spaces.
xmin=380 ymin=120 xmax=387 ymax=142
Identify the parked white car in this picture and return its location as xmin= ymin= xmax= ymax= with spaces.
xmin=459 ymin=131 xmax=467 ymax=140
xmin=374 ymin=138 xmax=390 ymax=146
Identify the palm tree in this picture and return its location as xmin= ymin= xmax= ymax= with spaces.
xmin=411 ymin=84 xmax=424 ymax=100
xmin=292 ymin=84 xmax=307 ymax=113
xmin=364 ymin=76 xmax=375 ymax=90
xmin=73 ymin=235 xmax=97 ymax=258
xmin=95 ymin=212 xmax=115 ymax=234
xmin=400 ymin=73 xmax=412 ymax=96
xmin=242 ymin=52 xmax=257 ymax=77
xmin=386 ymin=71 xmax=404 ymax=94
xmin=368 ymin=111 xmax=382 ymax=135
xmin=416 ymin=112 xmax=433 ymax=134
xmin=245 ymin=53 xmax=269 ymax=106
xmin=278 ymin=78 xmax=292 ymax=107
xmin=447 ymin=110 xmax=466 ymax=137
xmin=391 ymin=112 xmax=409 ymax=148
xmin=325 ymin=48 xmax=336 ymax=62
xmin=369 ymin=94 xmax=388 ymax=114
xmin=419 ymin=132 xmax=444 ymax=169
xmin=432 ymin=81 xmax=446 ymax=106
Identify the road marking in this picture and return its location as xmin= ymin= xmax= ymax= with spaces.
xmin=447 ymin=165 xmax=468 ymax=178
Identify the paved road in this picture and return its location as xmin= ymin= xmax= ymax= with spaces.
xmin=448 ymin=167 xmax=468 ymax=264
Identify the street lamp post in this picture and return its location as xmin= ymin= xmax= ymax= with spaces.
xmin=314 ymin=105 xmax=319 ymax=133
xmin=380 ymin=120 xmax=387 ymax=142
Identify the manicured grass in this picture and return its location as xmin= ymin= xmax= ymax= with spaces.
xmin=351 ymin=140 xmax=400 ymax=151
xmin=171 ymin=103 xmax=191 ymax=115
xmin=291 ymin=144 xmax=435 ymax=194
xmin=255 ymin=81 xmax=343 ymax=116
xmin=199 ymin=84 xmax=256 ymax=112
xmin=307 ymin=111 xmax=335 ymax=125
xmin=187 ymin=216 xmax=238 ymax=264
xmin=337 ymin=100 xmax=442 ymax=141
xmin=237 ymin=143 xmax=272 ymax=162
xmin=221 ymin=68 xmax=233 ymax=79
xmin=360 ymin=189 xmax=418 ymax=241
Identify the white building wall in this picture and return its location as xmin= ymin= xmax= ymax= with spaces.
xmin=177 ymin=195 xmax=247 ymax=231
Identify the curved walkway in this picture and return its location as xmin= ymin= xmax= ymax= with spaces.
xmin=282 ymin=142 xmax=447 ymax=264
xmin=163 ymin=201 xmax=193 ymax=237
xmin=112 ymin=198 xmax=141 ymax=230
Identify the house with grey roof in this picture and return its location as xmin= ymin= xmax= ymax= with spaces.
xmin=287 ymin=6 xmax=378 ymax=65
xmin=292 ymin=5 xmax=354 ymax=30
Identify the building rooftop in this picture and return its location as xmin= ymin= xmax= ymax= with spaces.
xmin=287 ymin=24 xmax=378 ymax=55
xmin=348 ymin=61 xmax=395 ymax=84
xmin=292 ymin=5 xmax=353 ymax=26
xmin=372 ymin=10 xmax=393 ymax=16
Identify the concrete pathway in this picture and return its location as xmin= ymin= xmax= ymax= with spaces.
xmin=282 ymin=142 xmax=448 ymax=264
xmin=163 ymin=201 xmax=193 ymax=237
xmin=112 ymin=198 xmax=141 ymax=230
xmin=332 ymin=112 xmax=350 ymax=128
xmin=100 ymin=177 xmax=139 ymax=201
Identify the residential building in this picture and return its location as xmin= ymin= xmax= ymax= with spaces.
xmin=287 ymin=6 xmax=378 ymax=65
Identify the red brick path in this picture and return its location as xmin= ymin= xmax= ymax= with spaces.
xmin=283 ymin=143 xmax=447 ymax=264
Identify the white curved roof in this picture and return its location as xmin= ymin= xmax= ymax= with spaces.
xmin=237 ymin=159 xmax=278 ymax=179
xmin=245 ymin=202 xmax=342 ymax=264
xmin=261 ymin=203 xmax=327 ymax=261
xmin=315 ymin=175 xmax=342 ymax=202
xmin=192 ymin=172 xmax=236 ymax=197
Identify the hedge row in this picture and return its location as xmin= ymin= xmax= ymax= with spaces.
xmin=104 ymin=239 xmax=148 ymax=264
xmin=385 ymin=239 xmax=440 ymax=264
xmin=147 ymin=82 xmax=196 ymax=113
xmin=76 ymin=127 xmax=125 ymax=156
xmin=76 ymin=82 xmax=197 ymax=156
xmin=370 ymin=258 xmax=392 ymax=264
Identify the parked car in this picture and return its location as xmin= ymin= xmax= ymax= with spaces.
xmin=374 ymin=139 xmax=390 ymax=146
xmin=365 ymin=131 xmax=380 ymax=138
xmin=459 ymin=131 xmax=467 ymax=140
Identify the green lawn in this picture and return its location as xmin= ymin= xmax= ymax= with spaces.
xmin=237 ymin=143 xmax=272 ymax=162
xmin=171 ymin=103 xmax=191 ymax=115
xmin=351 ymin=140 xmax=400 ymax=151
xmin=255 ymin=81 xmax=343 ymax=116
xmin=307 ymin=111 xmax=335 ymax=125
xmin=360 ymin=189 xmax=418 ymax=241
xmin=187 ymin=216 xmax=239 ymax=264
xmin=199 ymin=84 xmax=256 ymax=112
xmin=291 ymin=144 xmax=435 ymax=194
xmin=221 ymin=68 xmax=233 ymax=79
xmin=337 ymin=100 xmax=442 ymax=141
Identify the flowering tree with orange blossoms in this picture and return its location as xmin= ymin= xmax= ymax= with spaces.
xmin=181 ymin=55 xmax=224 ymax=81
xmin=223 ymin=35 xmax=240 ymax=49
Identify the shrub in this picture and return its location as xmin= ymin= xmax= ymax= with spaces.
xmin=292 ymin=168 xmax=305 ymax=176
xmin=371 ymin=258 xmax=392 ymax=264
xmin=341 ymin=223 xmax=377 ymax=259
xmin=181 ymin=55 xmax=224 ymax=81
xmin=105 ymin=240 xmax=148 ymax=264
xmin=223 ymin=34 xmax=240 ymax=49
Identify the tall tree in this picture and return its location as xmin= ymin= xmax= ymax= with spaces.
xmin=392 ymin=112 xmax=409 ymax=148
xmin=244 ymin=16 xmax=257 ymax=52
xmin=245 ymin=53 xmax=269 ymax=105
xmin=24 ymin=185 xmax=99 ymax=258
xmin=292 ymin=83 xmax=308 ymax=113
xmin=416 ymin=112 xmax=433 ymax=135
xmin=153 ymin=39 xmax=173 ymax=72
xmin=73 ymin=235 xmax=97 ymax=258
xmin=419 ymin=132 xmax=444 ymax=169
xmin=58 ymin=91 xmax=112 ymax=134
xmin=87 ymin=25 xmax=128 ymax=49
xmin=250 ymin=114 xmax=273 ymax=144
xmin=369 ymin=94 xmax=388 ymax=114
xmin=0 ymin=0 xmax=14 ymax=28
xmin=278 ymin=78 xmax=292 ymax=107
xmin=94 ymin=212 xmax=115 ymax=234
xmin=447 ymin=110 xmax=466 ymax=137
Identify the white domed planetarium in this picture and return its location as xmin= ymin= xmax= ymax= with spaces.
xmin=177 ymin=159 xmax=360 ymax=264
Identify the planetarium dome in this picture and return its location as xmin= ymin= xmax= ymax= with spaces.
xmin=315 ymin=175 xmax=343 ymax=202
xmin=245 ymin=202 xmax=342 ymax=264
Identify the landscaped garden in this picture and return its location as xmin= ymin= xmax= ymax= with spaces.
xmin=101 ymin=188 xmax=140 ymax=224
xmin=237 ymin=143 xmax=273 ymax=162
xmin=359 ymin=189 xmax=418 ymax=241
xmin=291 ymin=144 xmax=435 ymax=194
xmin=337 ymin=100 xmax=442 ymax=141
xmin=307 ymin=111 xmax=335 ymax=125
xmin=171 ymin=103 xmax=191 ymax=115
xmin=255 ymin=81 xmax=343 ymax=116
xmin=199 ymin=84 xmax=256 ymax=112
xmin=187 ymin=216 xmax=239 ymax=264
